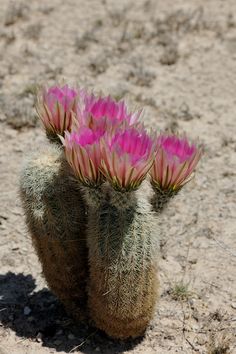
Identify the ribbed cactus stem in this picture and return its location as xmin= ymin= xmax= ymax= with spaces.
xmin=20 ymin=145 xmax=88 ymax=321
xmin=151 ymin=184 xmax=178 ymax=212
xmin=109 ymin=189 xmax=137 ymax=209
xmin=86 ymin=187 xmax=159 ymax=339
xmin=80 ymin=185 xmax=105 ymax=208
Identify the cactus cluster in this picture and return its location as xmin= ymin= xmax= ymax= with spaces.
xmin=20 ymin=84 xmax=203 ymax=339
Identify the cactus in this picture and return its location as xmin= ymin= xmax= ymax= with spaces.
xmin=20 ymin=144 xmax=88 ymax=321
xmin=20 ymin=85 xmax=203 ymax=340
xmin=84 ymin=185 xmax=159 ymax=339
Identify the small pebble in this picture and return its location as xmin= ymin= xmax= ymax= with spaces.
xmin=189 ymin=258 xmax=197 ymax=265
xmin=24 ymin=306 xmax=31 ymax=315
xmin=68 ymin=333 xmax=75 ymax=340
xmin=95 ymin=347 xmax=100 ymax=352
xmin=189 ymin=299 xmax=196 ymax=308
xmin=36 ymin=332 xmax=42 ymax=343
xmin=54 ymin=339 xmax=63 ymax=345
xmin=231 ymin=302 xmax=236 ymax=309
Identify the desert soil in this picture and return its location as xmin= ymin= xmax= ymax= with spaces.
xmin=0 ymin=0 xmax=236 ymax=353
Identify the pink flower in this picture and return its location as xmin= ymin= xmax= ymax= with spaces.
xmin=100 ymin=126 xmax=156 ymax=191
xmin=78 ymin=91 xmax=142 ymax=129
xmin=150 ymin=134 xmax=202 ymax=191
xmin=36 ymin=85 xmax=78 ymax=136
xmin=61 ymin=127 xmax=104 ymax=186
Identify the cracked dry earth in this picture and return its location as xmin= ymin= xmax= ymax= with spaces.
xmin=0 ymin=0 xmax=236 ymax=353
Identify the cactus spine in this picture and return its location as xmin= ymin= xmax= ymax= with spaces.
xmin=84 ymin=185 xmax=159 ymax=339
xmin=20 ymin=145 xmax=88 ymax=321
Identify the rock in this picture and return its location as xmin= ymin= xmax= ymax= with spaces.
xmin=54 ymin=339 xmax=63 ymax=345
xmin=23 ymin=306 xmax=31 ymax=315
xmin=68 ymin=333 xmax=75 ymax=340
xmin=36 ymin=332 xmax=42 ymax=343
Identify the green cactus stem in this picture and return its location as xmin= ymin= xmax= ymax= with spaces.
xmin=20 ymin=144 xmax=88 ymax=321
xmin=150 ymin=184 xmax=178 ymax=212
xmin=85 ymin=185 xmax=159 ymax=339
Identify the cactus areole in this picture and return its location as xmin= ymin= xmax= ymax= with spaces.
xmin=20 ymin=84 xmax=203 ymax=339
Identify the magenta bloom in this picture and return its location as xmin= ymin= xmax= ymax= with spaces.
xmin=61 ymin=127 xmax=104 ymax=186
xmin=101 ymin=126 xmax=156 ymax=191
xmin=36 ymin=85 xmax=78 ymax=136
xmin=150 ymin=134 xmax=202 ymax=191
xmin=78 ymin=91 xmax=142 ymax=129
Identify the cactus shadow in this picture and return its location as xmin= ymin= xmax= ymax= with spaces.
xmin=0 ymin=272 xmax=142 ymax=353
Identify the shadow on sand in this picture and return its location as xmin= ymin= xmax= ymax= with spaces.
xmin=0 ymin=272 xmax=142 ymax=353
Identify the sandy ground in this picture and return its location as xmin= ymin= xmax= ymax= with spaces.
xmin=0 ymin=0 xmax=236 ymax=353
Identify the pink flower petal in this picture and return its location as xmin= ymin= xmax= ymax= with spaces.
xmin=63 ymin=128 xmax=104 ymax=186
xmin=78 ymin=91 xmax=142 ymax=130
xmin=150 ymin=134 xmax=202 ymax=191
xmin=100 ymin=126 xmax=156 ymax=191
xmin=37 ymin=85 xmax=79 ymax=136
